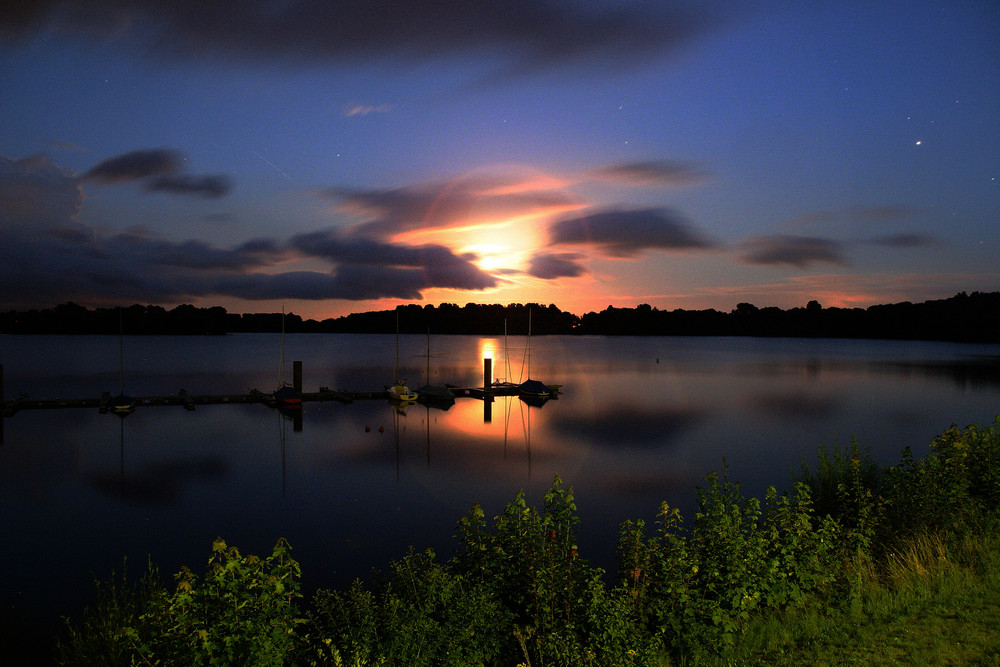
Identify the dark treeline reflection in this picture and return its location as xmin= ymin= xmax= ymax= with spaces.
xmin=2 ymin=291 xmax=998 ymax=342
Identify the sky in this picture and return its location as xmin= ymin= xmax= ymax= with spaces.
xmin=1 ymin=0 xmax=998 ymax=320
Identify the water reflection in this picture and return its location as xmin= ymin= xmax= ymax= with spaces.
xmin=1 ymin=334 xmax=998 ymax=654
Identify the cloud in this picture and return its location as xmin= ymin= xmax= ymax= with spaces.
xmin=527 ymin=252 xmax=588 ymax=280
xmin=289 ymin=228 xmax=497 ymax=293
xmin=2 ymin=152 xmax=505 ymax=309
xmin=83 ymin=149 xmax=233 ymax=198
xmin=738 ymin=235 xmax=847 ymax=268
xmin=344 ymin=103 xmax=394 ymax=117
xmin=146 ymin=174 xmax=233 ymax=198
xmin=2 ymin=1 xmax=716 ymax=80
xmin=326 ymin=177 xmax=576 ymax=239
xmin=548 ymin=208 xmax=716 ymax=257
xmin=82 ymin=149 xmax=181 ymax=183
xmin=589 ymin=160 xmax=709 ymax=187
xmin=1 ymin=154 xmax=83 ymax=229
xmin=867 ymin=233 xmax=939 ymax=248
xmin=105 ymin=232 xmax=277 ymax=271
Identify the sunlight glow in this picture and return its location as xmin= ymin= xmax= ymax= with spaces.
xmin=479 ymin=338 xmax=497 ymax=362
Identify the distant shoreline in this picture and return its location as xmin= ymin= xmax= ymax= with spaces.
xmin=2 ymin=291 xmax=998 ymax=343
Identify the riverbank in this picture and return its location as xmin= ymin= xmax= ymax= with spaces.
xmin=52 ymin=418 xmax=1000 ymax=665
xmin=728 ymin=531 xmax=1000 ymax=665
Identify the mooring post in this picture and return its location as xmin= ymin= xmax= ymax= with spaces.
xmin=293 ymin=361 xmax=302 ymax=393
xmin=483 ymin=357 xmax=493 ymax=423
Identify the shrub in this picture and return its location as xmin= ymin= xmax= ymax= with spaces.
xmin=58 ymin=419 xmax=1000 ymax=666
xmin=59 ymin=538 xmax=304 ymax=666
xmin=301 ymin=548 xmax=507 ymax=666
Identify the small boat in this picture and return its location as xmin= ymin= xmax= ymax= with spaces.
xmin=272 ymin=382 xmax=302 ymax=408
xmin=518 ymin=309 xmax=550 ymax=399
xmin=417 ymin=330 xmax=455 ymax=404
xmin=388 ymin=380 xmax=419 ymax=402
xmin=387 ymin=311 xmax=419 ymax=402
xmin=109 ymin=392 xmax=136 ymax=415
xmin=492 ymin=319 xmax=519 ymax=391
xmin=518 ymin=378 xmax=550 ymax=398
xmin=272 ymin=308 xmax=301 ymax=408
xmin=108 ymin=308 xmax=136 ymax=415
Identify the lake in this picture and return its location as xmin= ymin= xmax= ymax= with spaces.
xmin=2 ymin=333 xmax=999 ymax=656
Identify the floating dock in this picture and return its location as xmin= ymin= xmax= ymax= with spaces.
xmin=0 ymin=361 xmax=560 ymax=418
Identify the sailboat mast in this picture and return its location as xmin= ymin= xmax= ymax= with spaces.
xmin=504 ymin=319 xmax=510 ymax=383
xmin=278 ymin=306 xmax=286 ymax=387
xmin=118 ymin=307 xmax=124 ymax=394
xmin=527 ymin=308 xmax=532 ymax=380
xmin=394 ymin=310 xmax=400 ymax=381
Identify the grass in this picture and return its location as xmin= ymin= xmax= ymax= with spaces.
xmin=724 ymin=531 xmax=1000 ymax=666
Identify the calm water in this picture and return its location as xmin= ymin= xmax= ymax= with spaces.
xmin=2 ymin=334 xmax=999 ymax=649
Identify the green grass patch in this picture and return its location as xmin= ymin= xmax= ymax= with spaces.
xmin=730 ymin=531 xmax=1000 ymax=666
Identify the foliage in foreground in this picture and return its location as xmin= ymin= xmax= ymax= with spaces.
xmin=57 ymin=418 xmax=1000 ymax=666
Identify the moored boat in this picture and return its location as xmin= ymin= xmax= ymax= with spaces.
xmin=272 ymin=382 xmax=302 ymax=408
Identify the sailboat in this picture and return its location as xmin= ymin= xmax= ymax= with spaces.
xmin=518 ymin=309 xmax=550 ymax=399
xmin=417 ymin=329 xmax=455 ymax=405
xmin=109 ymin=308 xmax=136 ymax=415
xmin=492 ymin=319 xmax=518 ymax=392
xmin=387 ymin=311 xmax=418 ymax=402
xmin=272 ymin=308 xmax=302 ymax=408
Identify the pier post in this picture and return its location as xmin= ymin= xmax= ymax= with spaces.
xmin=483 ymin=357 xmax=493 ymax=423
xmin=293 ymin=361 xmax=302 ymax=393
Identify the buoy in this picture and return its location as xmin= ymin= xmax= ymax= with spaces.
xmin=365 ymin=425 xmax=371 ymax=432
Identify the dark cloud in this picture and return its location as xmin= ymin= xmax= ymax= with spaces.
xmin=105 ymin=234 xmax=276 ymax=270
xmin=1 ymin=154 xmax=83 ymax=228
xmin=868 ymin=233 xmax=939 ymax=248
xmin=738 ymin=235 xmax=847 ymax=268
xmin=147 ymin=174 xmax=233 ymax=198
xmin=82 ymin=149 xmax=181 ymax=183
xmin=83 ymin=149 xmax=233 ymax=198
xmin=289 ymin=228 xmax=497 ymax=292
xmin=589 ymin=160 xmax=709 ymax=187
xmin=548 ymin=208 xmax=716 ymax=257
xmin=527 ymin=252 xmax=588 ymax=279
xmin=326 ymin=178 xmax=575 ymax=239
xmin=1 ymin=153 xmax=500 ymax=309
xmin=1 ymin=1 xmax=715 ymax=79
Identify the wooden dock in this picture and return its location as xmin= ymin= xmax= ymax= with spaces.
xmin=0 ymin=361 xmax=560 ymax=418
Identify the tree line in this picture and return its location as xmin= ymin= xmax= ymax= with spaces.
xmin=1 ymin=291 xmax=997 ymax=342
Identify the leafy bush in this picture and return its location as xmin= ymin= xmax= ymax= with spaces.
xmin=301 ymin=548 xmax=507 ymax=666
xmin=58 ymin=538 xmax=303 ymax=666
xmin=58 ymin=418 xmax=1000 ymax=666
xmin=882 ymin=419 xmax=1000 ymax=541
xmin=615 ymin=470 xmax=842 ymax=662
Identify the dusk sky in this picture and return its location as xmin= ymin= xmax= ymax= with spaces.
xmin=2 ymin=1 xmax=998 ymax=320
